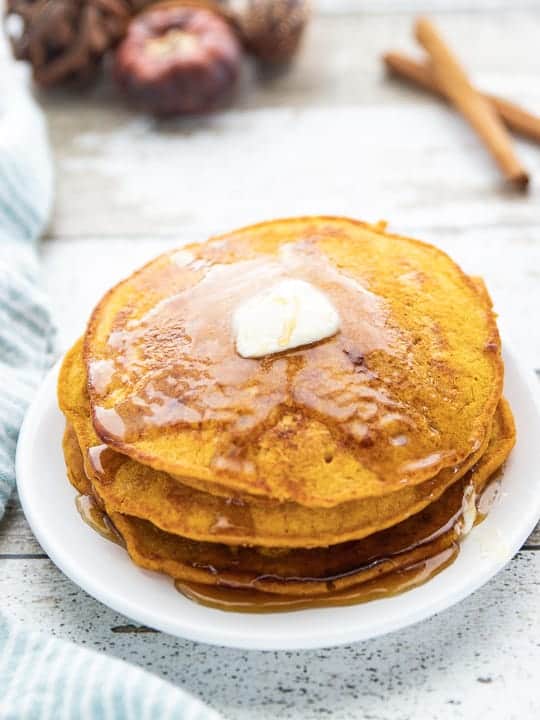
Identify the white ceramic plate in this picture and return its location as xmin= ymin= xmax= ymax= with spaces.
xmin=16 ymin=344 xmax=540 ymax=651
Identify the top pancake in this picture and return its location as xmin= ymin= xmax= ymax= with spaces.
xmin=84 ymin=216 xmax=502 ymax=507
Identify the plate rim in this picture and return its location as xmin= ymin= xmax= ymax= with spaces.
xmin=15 ymin=342 xmax=540 ymax=651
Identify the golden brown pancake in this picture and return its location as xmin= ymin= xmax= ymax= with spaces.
xmin=61 ymin=398 xmax=515 ymax=596
xmin=83 ymin=217 xmax=503 ymax=507
xmin=63 ymin=424 xmax=91 ymax=495
xmin=60 ymin=338 xmax=492 ymax=548
xmin=92 ymin=442 xmax=488 ymax=549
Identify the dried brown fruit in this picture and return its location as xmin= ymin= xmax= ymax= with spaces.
xmin=5 ymin=0 xmax=133 ymax=87
xmin=114 ymin=3 xmax=242 ymax=115
xmin=226 ymin=0 xmax=310 ymax=64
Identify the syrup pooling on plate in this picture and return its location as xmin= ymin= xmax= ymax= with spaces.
xmin=174 ymin=546 xmax=458 ymax=613
xmin=90 ymin=238 xmax=446 ymax=479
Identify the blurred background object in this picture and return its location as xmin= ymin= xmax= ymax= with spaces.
xmin=114 ymin=4 xmax=242 ymax=115
xmin=228 ymin=0 xmax=310 ymax=64
xmin=3 ymin=0 xmax=310 ymax=114
xmin=5 ymin=0 xmax=133 ymax=87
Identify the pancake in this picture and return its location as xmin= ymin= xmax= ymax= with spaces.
xmin=83 ymin=217 xmax=503 ymax=507
xmin=60 ymin=338 xmax=493 ymax=548
xmin=92 ymin=438 xmax=489 ymax=548
xmin=63 ymin=423 xmax=91 ymax=495
xmin=61 ymin=397 xmax=515 ymax=596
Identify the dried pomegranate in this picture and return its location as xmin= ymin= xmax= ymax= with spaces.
xmin=114 ymin=4 xmax=242 ymax=115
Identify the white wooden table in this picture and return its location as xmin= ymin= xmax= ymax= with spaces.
xmin=2 ymin=2 xmax=540 ymax=717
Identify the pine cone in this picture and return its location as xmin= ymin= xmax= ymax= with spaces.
xmin=225 ymin=0 xmax=310 ymax=64
xmin=4 ymin=0 xmax=134 ymax=87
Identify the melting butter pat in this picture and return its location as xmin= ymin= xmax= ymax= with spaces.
xmin=233 ymin=279 xmax=340 ymax=358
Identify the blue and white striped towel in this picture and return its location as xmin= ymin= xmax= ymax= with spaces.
xmin=0 ymin=64 xmax=55 ymax=519
xmin=0 ymin=37 xmax=221 ymax=720
xmin=0 ymin=621 xmax=222 ymax=720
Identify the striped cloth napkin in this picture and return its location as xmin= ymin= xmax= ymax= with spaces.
xmin=0 ymin=31 xmax=221 ymax=720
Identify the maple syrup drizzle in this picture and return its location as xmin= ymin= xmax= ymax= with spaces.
xmin=75 ymin=481 xmax=461 ymax=603
xmin=75 ymin=495 xmax=124 ymax=547
xmin=89 ymin=239 xmax=456 ymax=482
xmin=87 ymin=444 xmax=126 ymax=484
xmin=174 ymin=546 xmax=458 ymax=613
xmin=73 ymin=464 xmax=502 ymax=613
xmin=172 ymin=477 xmax=500 ymax=613
xmin=92 ymin=241 xmax=400 ymax=449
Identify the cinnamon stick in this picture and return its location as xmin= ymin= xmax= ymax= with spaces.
xmin=384 ymin=51 xmax=540 ymax=144
xmin=414 ymin=17 xmax=529 ymax=190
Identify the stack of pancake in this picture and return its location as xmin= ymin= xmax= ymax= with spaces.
xmin=58 ymin=217 xmax=515 ymax=611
